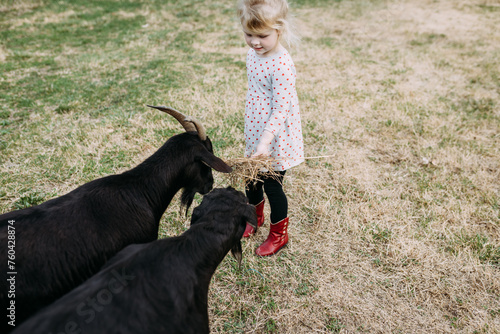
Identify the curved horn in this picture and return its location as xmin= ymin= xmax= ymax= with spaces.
xmin=147 ymin=105 xmax=196 ymax=132
xmin=183 ymin=116 xmax=207 ymax=141
xmin=147 ymin=105 xmax=207 ymax=141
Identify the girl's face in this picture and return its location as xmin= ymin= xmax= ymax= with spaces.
xmin=244 ymin=29 xmax=281 ymax=58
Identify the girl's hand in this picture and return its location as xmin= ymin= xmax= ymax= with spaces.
xmin=252 ymin=143 xmax=270 ymax=158
xmin=251 ymin=130 xmax=274 ymax=158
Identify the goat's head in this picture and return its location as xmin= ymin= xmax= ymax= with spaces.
xmin=191 ymin=187 xmax=257 ymax=267
xmin=147 ymin=105 xmax=232 ymax=211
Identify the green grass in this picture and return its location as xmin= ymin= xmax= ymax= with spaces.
xmin=445 ymin=230 xmax=500 ymax=266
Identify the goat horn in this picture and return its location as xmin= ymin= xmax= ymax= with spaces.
xmin=147 ymin=105 xmax=207 ymax=140
xmin=183 ymin=116 xmax=207 ymax=141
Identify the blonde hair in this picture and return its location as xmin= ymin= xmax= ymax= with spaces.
xmin=237 ymin=0 xmax=299 ymax=48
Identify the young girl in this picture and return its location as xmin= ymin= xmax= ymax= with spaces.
xmin=237 ymin=0 xmax=304 ymax=256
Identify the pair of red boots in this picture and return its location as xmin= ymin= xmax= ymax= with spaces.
xmin=243 ymin=199 xmax=288 ymax=256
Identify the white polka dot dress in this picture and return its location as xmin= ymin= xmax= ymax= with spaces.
xmin=244 ymin=48 xmax=305 ymax=171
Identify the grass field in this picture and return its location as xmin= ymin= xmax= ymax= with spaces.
xmin=1 ymin=0 xmax=499 ymax=332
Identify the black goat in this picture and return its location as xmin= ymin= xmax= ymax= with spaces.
xmin=0 ymin=106 xmax=232 ymax=332
xmin=11 ymin=187 xmax=257 ymax=334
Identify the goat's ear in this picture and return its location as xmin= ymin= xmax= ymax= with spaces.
xmin=231 ymin=241 xmax=243 ymax=269
xmin=243 ymin=204 xmax=258 ymax=229
xmin=199 ymin=152 xmax=233 ymax=173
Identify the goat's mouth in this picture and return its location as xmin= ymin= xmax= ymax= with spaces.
xmin=198 ymin=182 xmax=214 ymax=195
xmin=200 ymin=186 xmax=212 ymax=195
xmin=231 ymin=241 xmax=243 ymax=268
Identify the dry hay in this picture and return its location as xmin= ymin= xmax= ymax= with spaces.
xmin=222 ymin=157 xmax=283 ymax=188
xmin=222 ymin=156 xmax=335 ymax=188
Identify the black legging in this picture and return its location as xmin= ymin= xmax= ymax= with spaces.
xmin=245 ymin=171 xmax=287 ymax=224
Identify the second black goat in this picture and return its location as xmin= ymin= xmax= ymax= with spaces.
xmin=12 ymin=187 xmax=257 ymax=334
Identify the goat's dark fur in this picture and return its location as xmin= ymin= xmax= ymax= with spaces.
xmin=0 ymin=129 xmax=232 ymax=332
xmin=11 ymin=187 xmax=257 ymax=334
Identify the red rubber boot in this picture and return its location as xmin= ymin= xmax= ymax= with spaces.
xmin=255 ymin=217 xmax=289 ymax=256
xmin=243 ymin=199 xmax=265 ymax=238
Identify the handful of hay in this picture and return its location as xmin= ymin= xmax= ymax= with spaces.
xmin=222 ymin=157 xmax=283 ymax=188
